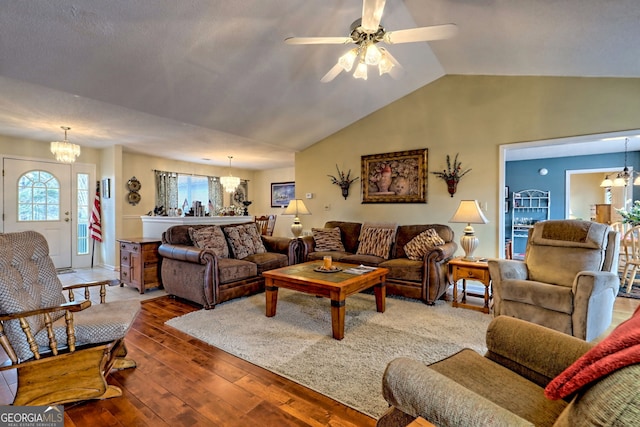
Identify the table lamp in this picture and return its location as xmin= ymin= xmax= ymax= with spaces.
xmin=283 ymin=199 xmax=311 ymax=237
xmin=449 ymin=200 xmax=489 ymax=261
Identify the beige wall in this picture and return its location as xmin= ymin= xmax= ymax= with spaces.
xmin=296 ymin=75 xmax=640 ymax=257
xmin=252 ymin=167 xmax=296 ymax=237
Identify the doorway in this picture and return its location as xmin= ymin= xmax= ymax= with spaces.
xmin=2 ymin=156 xmax=96 ymax=269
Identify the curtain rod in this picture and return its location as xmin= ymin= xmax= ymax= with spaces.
xmin=152 ymin=169 xmax=249 ymax=182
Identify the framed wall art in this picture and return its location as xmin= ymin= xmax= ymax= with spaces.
xmin=101 ymin=178 xmax=111 ymax=199
xmin=361 ymin=148 xmax=428 ymax=203
xmin=271 ymin=181 xmax=295 ymax=207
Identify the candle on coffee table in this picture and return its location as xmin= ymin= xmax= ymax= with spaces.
xmin=323 ymin=256 xmax=332 ymax=270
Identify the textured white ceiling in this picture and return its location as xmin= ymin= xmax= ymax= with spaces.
xmin=1 ymin=0 xmax=639 ymax=169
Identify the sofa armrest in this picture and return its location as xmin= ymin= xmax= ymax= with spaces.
xmin=485 ymin=316 xmax=592 ymax=387
xmin=158 ymin=243 xmax=206 ymax=264
xmin=426 ymin=241 xmax=457 ymax=262
xmin=262 ymin=236 xmax=299 ymax=265
xmin=382 ymin=357 xmax=533 ymax=427
xmin=297 ymin=235 xmax=316 ymax=262
xmin=487 ymin=259 xmax=528 ymax=281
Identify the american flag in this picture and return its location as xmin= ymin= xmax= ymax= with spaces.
xmin=89 ymin=185 xmax=102 ymax=242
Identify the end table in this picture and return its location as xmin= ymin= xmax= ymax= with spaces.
xmin=448 ymin=257 xmax=492 ymax=314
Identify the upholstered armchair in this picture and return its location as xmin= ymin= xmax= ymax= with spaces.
xmin=488 ymin=220 xmax=620 ymax=342
xmin=0 ymin=231 xmax=140 ymax=405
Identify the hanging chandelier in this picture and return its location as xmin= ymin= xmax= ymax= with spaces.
xmin=219 ymin=156 xmax=240 ymax=193
xmin=50 ymin=126 xmax=81 ymax=163
xmin=600 ymin=138 xmax=640 ymax=187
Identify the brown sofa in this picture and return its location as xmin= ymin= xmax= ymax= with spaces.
xmin=158 ymin=222 xmax=298 ymax=309
xmin=298 ymin=221 xmax=457 ymax=304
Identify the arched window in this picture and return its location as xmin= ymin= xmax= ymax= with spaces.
xmin=18 ymin=170 xmax=60 ymax=221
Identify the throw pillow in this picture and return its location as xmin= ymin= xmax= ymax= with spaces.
xmin=404 ymin=228 xmax=445 ymax=261
xmin=223 ymin=223 xmax=267 ymax=259
xmin=356 ymin=227 xmax=395 ymax=259
xmin=312 ymin=227 xmax=345 ymax=252
xmin=544 ymin=305 xmax=640 ymax=400
xmin=188 ymin=226 xmax=229 ymax=258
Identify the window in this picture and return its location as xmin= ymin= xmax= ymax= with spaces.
xmin=178 ymin=175 xmax=209 ymax=211
xmin=18 ymin=170 xmax=60 ymax=221
xmin=77 ymin=174 xmax=90 ymax=255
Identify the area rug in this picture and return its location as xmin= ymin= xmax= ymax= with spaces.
xmin=166 ymin=289 xmax=492 ymax=418
xmin=618 ymin=285 xmax=640 ymax=299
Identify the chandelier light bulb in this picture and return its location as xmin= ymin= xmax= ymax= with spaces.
xmin=378 ymin=53 xmax=394 ymax=75
xmin=353 ymin=61 xmax=368 ymax=80
xmin=338 ymin=49 xmax=358 ymax=71
xmin=364 ymin=43 xmax=382 ymax=65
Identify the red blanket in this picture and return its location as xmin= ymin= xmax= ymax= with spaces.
xmin=545 ymin=305 xmax=640 ymax=400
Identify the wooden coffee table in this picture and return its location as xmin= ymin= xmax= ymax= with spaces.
xmin=262 ymin=261 xmax=388 ymax=340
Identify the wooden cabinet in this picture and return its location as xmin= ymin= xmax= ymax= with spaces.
xmin=448 ymin=257 xmax=492 ymax=314
xmin=118 ymin=238 xmax=162 ymax=294
xmin=595 ymin=204 xmax=612 ymax=224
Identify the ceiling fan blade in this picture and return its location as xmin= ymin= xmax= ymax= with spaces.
xmin=320 ymin=63 xmax=344 ymax=83
xmin=383 ymin=24 xmax=458 ymax=44
xmin=361 ymin=0 xmax=386 ymax=33
xmin=285 ymin=36 xmax=354 ymax=45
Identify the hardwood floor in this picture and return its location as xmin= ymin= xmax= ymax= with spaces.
xmin=0 ymin=267 xmax=638 ymax=426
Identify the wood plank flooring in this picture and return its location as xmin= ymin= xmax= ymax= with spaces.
xmin=0 ymin=267 xmax=638 ymax=426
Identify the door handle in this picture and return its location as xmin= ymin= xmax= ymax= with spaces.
xmin=64 ymin=218 xmax=70 ymax=222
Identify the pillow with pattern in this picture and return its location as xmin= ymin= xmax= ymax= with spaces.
xmin=356 ymin=227 xmax=395 ymax=259
xmin=404 ymin=228 xmax=445 ymax=261
xmin=188 ymin=226 xmax=229 ymax=258
xmin=312 ymin=227 xmax=345 ymax=252
xmin=223 ymin=223 xmax=267 ymax=259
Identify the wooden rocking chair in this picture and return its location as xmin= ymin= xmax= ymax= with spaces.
xmin=0 ymin=231 xmax=140 ymax=406
xmin=255 ymin=214 xmax=277 ymax=236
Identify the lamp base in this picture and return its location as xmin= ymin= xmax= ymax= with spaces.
xmin=291 ymin=218 xmax=303 ymax=238
xmin=460 ymin=232 xmax=479 ymax=261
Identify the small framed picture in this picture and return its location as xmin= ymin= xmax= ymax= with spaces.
xmin=271 ymin=182 xmax=295 ymax=208
xmin=102 ymin=178 xmax=111 ymax=199
xmin=505 ymin=200 xmax=509 ymax=213
xmin=504 ymin=186 xmax=509 ymax=199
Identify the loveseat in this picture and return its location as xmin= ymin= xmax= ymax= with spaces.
xmin=378 ymin=314 xmax=640 ymax=426
xmin=158 ymin=222 xmax=298 ymax=309
xmin=298 ymin=221 xmax=457 ymax=304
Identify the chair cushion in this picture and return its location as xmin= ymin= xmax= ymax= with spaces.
xmin=312 ymin=227 xmax=345 ymax=252
xmin=188 ymin=226 xmax=229 ymax=258
xmin=0 ymin=231 xmax=67 ymax=361
xmin=430 ymin=349 xmax=567 ymax=426
xmin=223 ymin=223 xmax=267 ymax=259
xmin=34 ymin=300 xmax=141 ymax=358
xmin=499 ymin=279 xmax=574 ymax=314
xmin=356 ymin=226 xmax=395 ymax=259
xmin=404 ymin=228 xmax=445 ymax=261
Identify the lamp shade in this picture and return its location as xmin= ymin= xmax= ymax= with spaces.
xmin=283 ymin=199 xmax=311 ymax=217
xmin=449 ymin=200 xmax=489 ymax=225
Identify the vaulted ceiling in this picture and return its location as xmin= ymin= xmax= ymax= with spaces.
xmin=1 ymin=0 xmax=639 ymax=169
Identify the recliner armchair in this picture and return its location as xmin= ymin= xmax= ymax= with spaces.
xmin=0 ymin=231 xmax=140 ymax=405
xmin=488 ymin=219 xmax=619 ymax=342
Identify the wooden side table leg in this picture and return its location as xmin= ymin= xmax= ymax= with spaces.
xmin=330 ymin=299 xmax=346 ymax=340
xmin=461 ymin=278 xmax=467 ymax=304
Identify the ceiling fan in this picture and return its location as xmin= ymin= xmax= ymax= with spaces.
xmin=285 ymin=0 xmax=458 ymax=82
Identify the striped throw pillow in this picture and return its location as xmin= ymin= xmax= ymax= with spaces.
xmin=404 ymin=228 xmax=445 ymax=261
xmin=312 ymin=227 xmax=345 ymax=251
xmin=356 ymin=227 xmax=395 ymax=259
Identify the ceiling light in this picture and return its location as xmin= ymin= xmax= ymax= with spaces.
xmin=220 ymin=156 xmax=240 ymax=193
xmin=338 ymin=49 xmax=358 ymax=71
xmin=353 ymin=60 xmax=368 ymax=80
xmin=600 ymin=138 xmax=639 ymax=187
xmin=50 ymin=126 xmax=81 ymax=163
xmin=364 ymin=42 xmax=382 ymax=65
xmin=378 ymin=50 xmax=394 ymax=75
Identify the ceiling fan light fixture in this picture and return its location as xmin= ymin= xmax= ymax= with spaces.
xmin=378 ymin=53 xmax=394 ymax=75
xmin=338 ymin=49 xmax=358 ymax=71
xmin=364 ymin=43 xmax=382 ymax=65
xmin=353 ymin=61 xmax=368 ymax=80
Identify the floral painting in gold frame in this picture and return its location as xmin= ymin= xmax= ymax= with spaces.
xmin=361 ymin=148 xmax=427 ymax=203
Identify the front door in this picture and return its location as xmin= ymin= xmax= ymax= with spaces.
xmin=3 ymin=158 xmax=73 ymax=268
